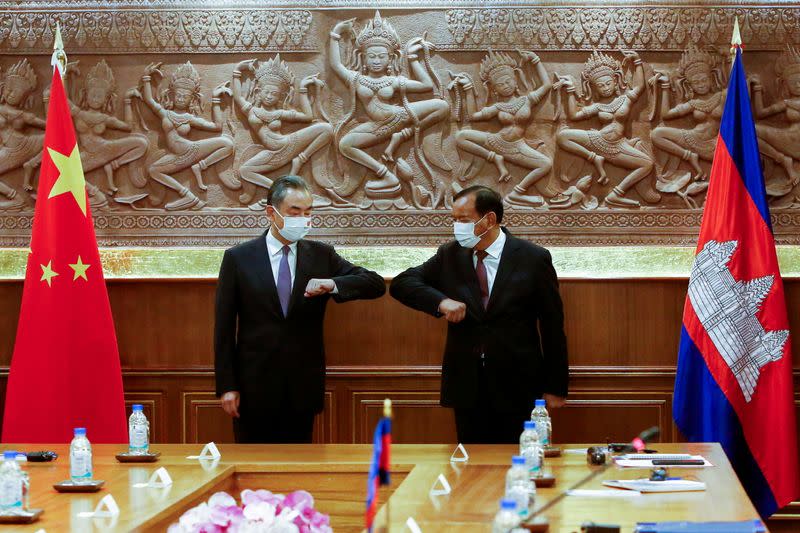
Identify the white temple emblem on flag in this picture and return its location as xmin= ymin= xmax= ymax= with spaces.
xmin=688 ymin=240 xmax=789 ymax=402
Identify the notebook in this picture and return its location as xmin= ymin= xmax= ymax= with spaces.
xmin=603 ymin=478 xmax=706 ymax=492
xmin=635 ymin=520 xmax=766 ymax=533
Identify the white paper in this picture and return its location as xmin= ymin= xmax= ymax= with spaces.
xmin=449 ymin=443 xmax=469 ymax=463
xmin=567 ymin=489 xmax=642 ymax=498
xmin=77 ymin=494 xmax=120 ymax=518
xmin=613 ymin=455 xmax=713 ymax=468
xmin=133 ymin=467 xmax=173 ymax=488
xmin=602 ymin=478 xmax=706 ymax=493
xmin=186 ymin=442 xmax=221 ymax=460
xmin=429 ymin=473 xmax=451 ymax=496
xmin=406 ymin=517 xmax=423 ymax=533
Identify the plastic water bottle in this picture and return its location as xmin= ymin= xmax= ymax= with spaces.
xmin=519 ymin=421 xmax=543 ymax=478
xmin=491 ymin=498 xmax=521 ymax=532
xmin=504 ymin=456 xmax=531 ymax=517
xmin=0 ymin=451 xmax=23 ymax=512
xmin=70 ymin=428 xmax=93 ymax=484
xmin=531 ymin=399 xmax=552 ymax=446
xmin=129 ymin=404 xmax=150 ymax=455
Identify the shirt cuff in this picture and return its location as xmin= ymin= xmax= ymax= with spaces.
xmin=331 ymin=281 xmax=338 ymax=294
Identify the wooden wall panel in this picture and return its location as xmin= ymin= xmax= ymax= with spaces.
xmin=353 ymin=391 xmax=456 ymax=444
xmin=552 ymin=394 xmax=674 ymax=444
xmin=182 ymin=391 xmax=235 ymax=444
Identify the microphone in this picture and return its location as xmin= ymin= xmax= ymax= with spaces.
xmin=521 ymin=426 xmax=661 ymax=530
xmin=630 ymin=426 xmax=660 ymax=453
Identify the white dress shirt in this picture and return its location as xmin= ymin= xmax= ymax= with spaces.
xmin=472 ymin=230 xmax=507 ymax=295
xmin=265 ymin=230 xmax=338 ymax=294
xmin=266 ymin=230 xmax=297 ymax=288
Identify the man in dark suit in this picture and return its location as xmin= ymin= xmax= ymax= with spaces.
xmin=390 ymin=186 xmax=568 ymax=444
xmin=215 ymin=175 xmax=386 ymax=443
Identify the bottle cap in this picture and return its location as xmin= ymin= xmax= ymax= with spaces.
xmin=524 ymin=420 xmax=536 ymax=430
xmin=74 ymin=427 xmax=86 ymax=436
xmin=3 ymin=451 xmax=17 ymax=460
xmin=500 ymin=498 xmax=517 ymax=510
xmin=535 ymin=399 xmax=546 ymax=407
xmin=512 ymin=455 xmax=526 ymax=465
xmin=132 ymin=404 xmax=143 ymax=411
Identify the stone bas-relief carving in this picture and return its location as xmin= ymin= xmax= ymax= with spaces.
xmin=0 ymin=58 xmax=44 ymax=210
xmin=1 ymin=4 xmax=800 ymax=246
xmin=650 ymin=45 xmax=725 ymax=208
xmin=330 ymin=12 xmax=449 ymax=210
xmin=555 ymin=50 xmax=658 ymax=209
xmin=232 ymin=56 xmax=349 ymax=211
xmin=131 ymin=61 xmax=236 ymax=210
xmin=752 ymin=45 xmax=800 ymax=206
xmin=450 ymin=50 xmax=554 ymax=208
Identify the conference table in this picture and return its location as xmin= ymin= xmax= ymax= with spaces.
xmin=2 ymin=443 xmax=759 ymax=532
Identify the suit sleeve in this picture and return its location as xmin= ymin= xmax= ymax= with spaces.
xmin=329 ymin=247 xmax=386 ymax=302
xmin=214 ymin=249 xmax=239 ymax=397
xmin=389 ymin=246 xmax=448 ymax=317
xmin=537 ymin=250 xmax=569 ymax=398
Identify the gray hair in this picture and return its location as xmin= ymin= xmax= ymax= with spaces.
xmin=267 ymin=175 xmax=312 ymax=208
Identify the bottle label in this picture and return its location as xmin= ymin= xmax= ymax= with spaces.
xmin=0 ymin=478 xmax=21 ymax=508
xmin=129 ymin=424 xmax=149 ymax=450
xmin=70 ymin=452 xmax=92 ymax=480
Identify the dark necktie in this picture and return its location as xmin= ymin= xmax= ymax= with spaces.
xmin=475 ymin=249 xmax=489 ymax=309
xmin=277 ymin=245 xmax=292 ymax=316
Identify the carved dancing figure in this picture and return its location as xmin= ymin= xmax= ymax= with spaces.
xmin=451 ymin=50 xmax=553 ymax=208
xmin=56 ymin=60 xmax=149 ymax=205
xmin=232 ymin=56 xmax=348 ymax=210
xmin=555 ymin=50 xmax=658 ymax=208
xmin=0 ymin=59 xmax=44 ymax=210
xmin=651 ymin=45 xmax=725 ymax=192
xmin=751 ymin=45 xmax=800 ymax=197
xmin=130 ymin=61 xmax=236 ymax=210
xmin=329 ymin=11 xmax=449 ymax=206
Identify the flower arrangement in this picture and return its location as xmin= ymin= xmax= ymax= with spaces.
xmin=167 ymin=489 xmax=333 ymax=533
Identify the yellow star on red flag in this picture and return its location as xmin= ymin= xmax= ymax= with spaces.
xmin=40 ymin=260 xmax=58 ymax=287
xmin=47 ymin=144 xmax=86 ymax=216
xmin=68 ymin=256 xmax=90 ymax=281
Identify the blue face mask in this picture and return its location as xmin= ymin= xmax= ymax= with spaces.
xmin=453 ymin=214 xmax=488 ymax=249
xmin=274 ymin=210 xmax=311 ymax=242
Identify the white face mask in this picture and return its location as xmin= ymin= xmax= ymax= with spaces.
xmin=274 ymin=210 xmax=311 ymax=242
xmin=453 ymin=214 xmax=489 ymax=249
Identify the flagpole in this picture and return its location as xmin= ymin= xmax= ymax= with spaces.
xmin=384 ymin=398 xmax=392 ymax=533
xmin=51 ymin=23 xmax=67 ymax=78
xmin=729 ymin=16 xmax=742 ymax=77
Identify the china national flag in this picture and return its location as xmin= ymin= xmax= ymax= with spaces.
xmin=1 ymin=67 xmax=126 ymax=443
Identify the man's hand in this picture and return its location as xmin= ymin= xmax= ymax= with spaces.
xmin=543 ymin=393 xmax=566 ymax=409
xmin=304 ymin=278 xmax=336 ymax=297
xmin=438 ymin=298 xmax=467 ymax=323
xmin=221 ymin=391 xmax=240 ymax=418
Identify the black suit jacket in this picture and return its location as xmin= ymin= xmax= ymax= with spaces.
xmin=389 ymin=229 xmax=568 ymax=411
xmin=214 ymin=232 xmax=386 ymax=414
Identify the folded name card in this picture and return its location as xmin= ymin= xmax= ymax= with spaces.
xmin=187 ymin=442 xmax=221 ymax=460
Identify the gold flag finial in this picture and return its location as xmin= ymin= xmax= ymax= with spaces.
xmin=730 ymin=17 xmax=743 ymax=54
xmin=383 ymin=398 xmax=392 ymax=418
xmin=51 ymin=23 xmax=67 ymax=77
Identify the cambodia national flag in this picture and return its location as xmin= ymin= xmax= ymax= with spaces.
xmin=673 ymin=46 xmax=800 ymax=517
xmin=365 ymin=416 xmax=391 ymax=532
